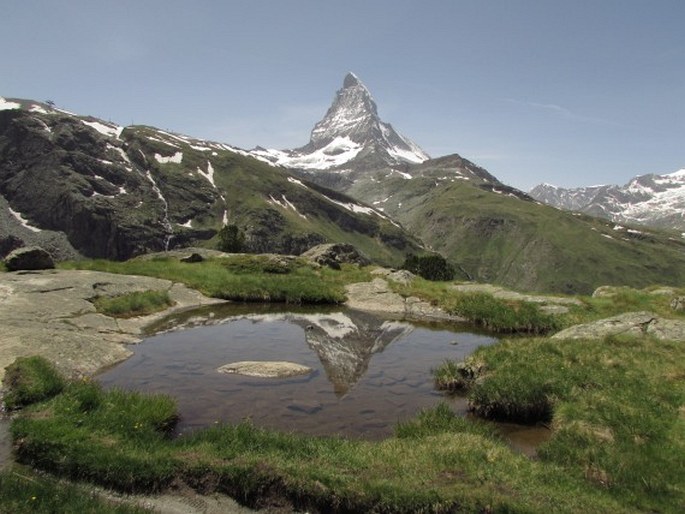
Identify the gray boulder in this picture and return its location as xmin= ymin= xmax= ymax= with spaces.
xmin=301 ymin=243 xmax=370 ymax=269
xmin=670 ymin=296 xmax=685 ymax=312
xmin=4 ymin=246 xmax=55 ymax=271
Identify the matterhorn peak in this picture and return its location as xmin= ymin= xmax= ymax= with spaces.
xmin=343 ymin=71 xmax=362 ymax=88
xmin=251 ymin=73 xmax=429 ymax=171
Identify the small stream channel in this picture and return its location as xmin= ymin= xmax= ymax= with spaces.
xmin=98 ymin=304 xmax=551 ymax=454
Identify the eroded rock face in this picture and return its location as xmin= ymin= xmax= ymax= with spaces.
xmin=217 ymin=361 xmax=312 ymax=378
xmin=4 ymin=246 xmax=54 ymax=271
xmin=552 ymin=311 xmax=685 ymax=341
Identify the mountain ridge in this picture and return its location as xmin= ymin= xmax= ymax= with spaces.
xmin=530 ymin=169 xmax=685 ymax=232
xmin=0 ymin=95 xmax=421 ymax=263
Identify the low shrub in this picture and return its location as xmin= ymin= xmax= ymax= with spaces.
xmin=2 ymin=356 xmax=65 ymax=410
xmin=401 ymin=253 xmax=455 ymax=281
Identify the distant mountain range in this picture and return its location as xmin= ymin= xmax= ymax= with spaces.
xmin=530 ymin=170 xmax=685 ymax=232
xmin=2 ymin=75 xmax=685 ymax=294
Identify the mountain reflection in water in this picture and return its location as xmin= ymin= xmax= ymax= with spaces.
xmin=99 ymin=304 xmax=498 ymax=439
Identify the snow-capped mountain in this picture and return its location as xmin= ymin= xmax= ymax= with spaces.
xmin=530 ymin=169 xmax=685 ymax=232
xmin=251 ymin=73 xmax=429 ymax=170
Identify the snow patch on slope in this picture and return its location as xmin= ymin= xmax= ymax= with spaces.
xmin=0 ymin=98 xmax=21 ymax=110
xmin=154 ymin=152 xmax=183 ymax=164
xmin=82 ymin=120 xmax=124 ymax=138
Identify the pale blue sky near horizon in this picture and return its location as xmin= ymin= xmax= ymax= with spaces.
xmin=2 ymin=0 xmax=683 ymax=190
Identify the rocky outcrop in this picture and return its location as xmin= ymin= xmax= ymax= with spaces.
xmin=0 ymin=270 xmax=223 ymax=381
xmin=4 ymin=246 xmax=54 ymax=271
xmin=552 ymin=311 xmax=685 ymax=341
xmin=452 ymin=283 xmax=582 ymax=314
xmin=301 ymin=243 xmax=370 ymax=269
xmin=345 ymin=278 xmax=460 ymax=321
xmin=217 ymin=361 xmax=312 ymax=379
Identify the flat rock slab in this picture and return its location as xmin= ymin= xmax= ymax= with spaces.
xmin=0 ymin=269 xmax=224 ymax=381
xmin=345 ymin=278 xmax=461 ymax=321
xmin=452 ymin=283 xmax=583 ymax=306
xmin=552 ymin=311 xmax=685 ymax=341
xmin=217 ymin=361 xmax=313 ymax=378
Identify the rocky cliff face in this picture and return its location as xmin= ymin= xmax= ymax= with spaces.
xmin=0 ymin=97 xmax=421 ymax=262
xmin=530 ymin=169 xmax=685 ymax=232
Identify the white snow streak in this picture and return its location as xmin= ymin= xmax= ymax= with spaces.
xmin=8 ymin=207 xmax=41 ymax=232
xmin=267 ymin=195 xmax=307 ymax=219
xmin=196 ymin=161 xmax=216 ymax=187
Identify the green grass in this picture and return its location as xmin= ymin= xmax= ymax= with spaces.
xmin=438 ymin=334 xmax=685 ymax=512
xmin=447 ymin=292 xmax=561 ymax=334
xmin=0 ymin=467 xmax=151 ymax=513
xmin=0 ymin=261 xmax=7 ymax=272
xmin=92 ymin=290 xmax=174 ymax=318
xmin=61 ymin=256 xmax=349 ymax=304
xmin=3 ymin=356 xmax=652 ymax=513
xmin=2 ymin=356 xmax=65 ymax=410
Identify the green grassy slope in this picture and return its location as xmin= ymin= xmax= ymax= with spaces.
xmin=125 ymin=126 xmax=420 ymax=266
xmin=350 ymin=169 xmax=685 ymax=294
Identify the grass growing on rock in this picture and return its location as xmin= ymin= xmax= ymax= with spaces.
xmin=2 ymin=356 xmax=65 ymax=410
xmin=436 ymin=334 xmax=685 ymax=512
xmin=61 ymin=256 xmax=354 ymax=304
xmin=8 ymin=357 xmax=636 ymax=513
xmin=92 ymin=290 xmax=174 ymax=318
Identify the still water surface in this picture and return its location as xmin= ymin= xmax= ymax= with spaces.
xmin=98 ymin=304 xmax=547 ymax=450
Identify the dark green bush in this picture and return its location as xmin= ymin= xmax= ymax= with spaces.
xmin=401 ymin=253 xmax=455 ymax=281
xmin=217 ymin=224 xmax=246 ymax=253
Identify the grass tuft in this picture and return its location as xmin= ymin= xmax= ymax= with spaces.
xmin=92 ymin=290 xmax=174 ymax=318
xmin=448 ymin=292 xmax=561 ymax=334
xmin=2 ymin=356 xmax=65 ymax=410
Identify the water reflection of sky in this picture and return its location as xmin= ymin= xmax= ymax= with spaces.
xmin=99 ymin=305 xmax=498 ymax=439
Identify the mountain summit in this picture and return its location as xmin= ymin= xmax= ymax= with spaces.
xmin=252 ymin=73 xmax=429 ymax=170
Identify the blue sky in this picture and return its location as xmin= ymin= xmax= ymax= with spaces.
xmin=2 ymin=0 xmax=683 ymax=190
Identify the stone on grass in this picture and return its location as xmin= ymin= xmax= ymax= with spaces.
xmin=670 ymin=296 xmax=685 ymax=312
xmin=301 ymin=243 xmax=370 ymax=269
xmin=552 ymin=311 xmax=685 ymax=341
xmin=4 ymin=246 xmax=54 ymax=271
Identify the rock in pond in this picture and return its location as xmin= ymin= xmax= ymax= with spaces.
xmin=217 ymin=361 xmax=313 ymax=378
